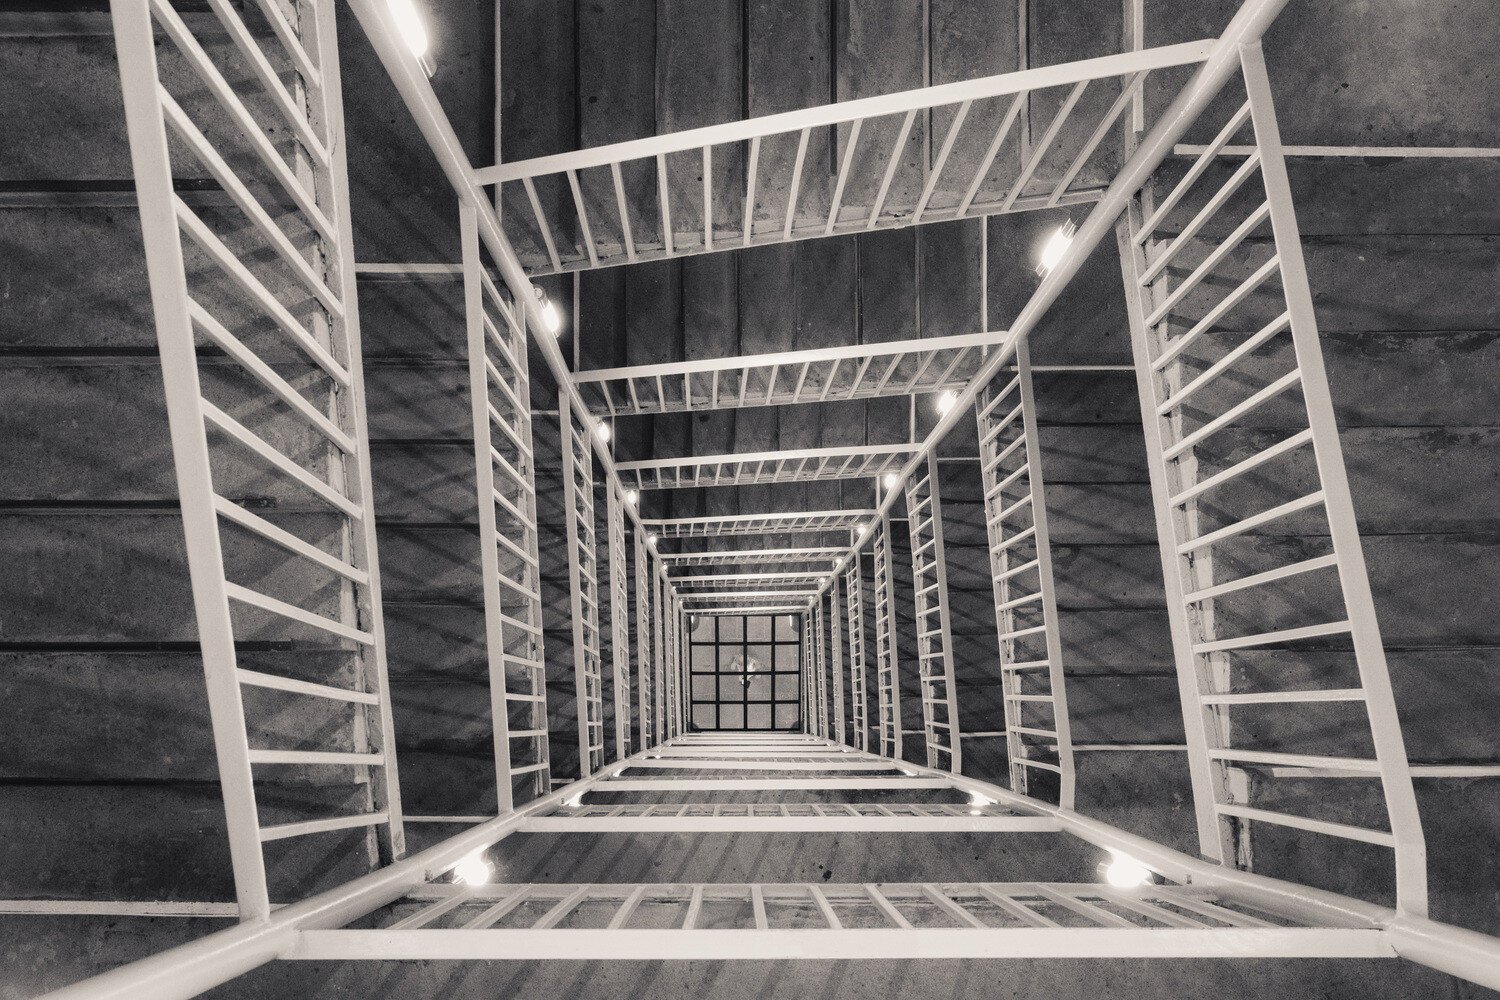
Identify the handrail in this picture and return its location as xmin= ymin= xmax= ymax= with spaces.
xmin=473 ymin=41 xmax=1215 ymax=184
xmin=812 ymin=0 xmax=1296 ymax=602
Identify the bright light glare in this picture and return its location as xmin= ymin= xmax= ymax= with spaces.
xmin=935 ymin=389 xmax=958 ymax=415
xmin=595 ymin=422 xmax=612 ymax=444
xmin=1103 ymin=849 xmax=1153 ymax=888
xmin=541 ymin=301 xmax=562 ymax=333
xmin=882 ymin=472 xmax=900 ymax=490
xmin=967 ymin=791 xmax=995 ymax=807
xmin=534 ymin=285 xmax=562 ymax=334
xmin=386 ymin=0 xmax=429 ymax=58
xmin=1038 ymin=223 xmax=1074 ymax=274
xmin=452 ymin=850 xmax=493 ymax=886
xmin=625 ymin=489 xmax=639 ymax=505
xmin=647 ymin=533 xmax=658 ymax=544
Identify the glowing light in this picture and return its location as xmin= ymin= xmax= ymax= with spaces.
xmin=857 ymin=523 xmax=871 ymax=540
xmin=967 ymin=791 xmax=995 ymax=807
xmin=647 ymin=533 xmax=658 ymax=545
xmin=882 ymin=472 xmax=901 ymax=490
xmin=595 ymin=422 xmax=612 ymax=444
xmin=1102 ymin=848 xmax=1153 ymax=888
xmin=534 ymin=285 xmax=562 ymax=334
xmin=386 ymin=0 xmax=429 ymax=59
xmin=1037 ymin=221 xmax=1076 ymax=275
xmin=452 ymin=849 xmax=493 ymax=886
xmin=935 ymin=389 xmax=959 ymax=415
xmin=625 ymin=489 xmax=638 ymax=505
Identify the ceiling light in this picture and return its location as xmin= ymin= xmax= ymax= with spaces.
xmin=387 ymin=0 xmax=428 ymax=57
xmin=935 ymin=389 xmax=959 ymax=415
xmin=882 ymin=472 xmax=900 ymax=490
xmin=533 ymin=285 xmax=562 ymax=334
xmin=625 ymin=489 xmax=638 ymax=505
xmin=595 ymin=422 xmax=612 ymax=444
xmin=647 ymin=533 xmax=657 ymax=545
xmin=1036 ymin=220 xmax=1077 ymax=276
xmin=386 ymin=0 xmax=435 ymax=76
xmin=1102 ymin=849 xmax=1153 ymax=889
xmin=451 ymin=849 xmax=493 ymax=886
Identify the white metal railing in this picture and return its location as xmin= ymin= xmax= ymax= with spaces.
xmin=572 ymin=331 xmax=1008 ymax=416
xmin=871 ymin=501 xmax=903 ymax=760
xmin=616 ymin=444 xmax=920 ymax=491
xmin=326 ymin=879 xmax=1346 ymax=955
xmin=658 ymin=547 xmax=846 ymax=567
xmin=1116 ymin=43 xmax=1426 ymax=913
xmin=109 ymin=0 xmax=402 ymax=919
xmin=559 ymin=396 xmax=607 ymax=776
xmin=844 ymin=560 xmax=870 ymax=752
xmin=671 ymin=571 xmax=830 ymax=589
xmin=53 ymin=735 xmax=1500 ymax=998
xmin=461 ymin=205 xmax=553 ymax=808
xmin=681 ymin=590 xmax=821 ymax=602
xmin=802 ymin=611 xmax=819 ymax=736
xmin=606 ymin=482 xmax=633 ymax=759
xmin=687 ymin=605 xmax=812 ymax=616
xmin=474 ymin=42 xmax=1218 ymax=275
xmin=828 ymin=583 xmax=847 ymax=745
xmin=634 ymin=528 xmax=655 ymax=748
xmin=902 ymin=455 xmax=963 ymax=772
xmin=652 ymin=560 xmax=668 ymax=745
xmin=814 ymin=599 xmax=830 ymax=737
xmin=974 ymin=338 xmax=1075 ymax=806
xmin=644 ymin=509 xmax=875 ymax=538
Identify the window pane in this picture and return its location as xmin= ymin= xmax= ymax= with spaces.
xmin=691 ymin=645 xmax=716 ymax=671
xmin=691 ymin=615 xmax=715 ymax=641
xmin=773 ymin=644 xmax=800 ymax=671
xmin=745 ymin=615 xmax=772 ymax=641
xmin=692 ymin=704 xmax=717 ymax=730
xmin=747 ymin=705 xmax=773 ymax=730
xmin=718 ymin=616 xmax=744 ymax=641
xmin=774 ymin=703 xmax=799 ymax=729
xmin=747 ymin=673 xmax=772 ymax=700
xmin=692 ymin=676 xmax=715 ymax=700
xmin=744 ymin=644 xmax=772 ymax=676
xmin=718 ymin=675 xmax=743 ymax=701
xmin=719 ymin=704 xmax=745 ymax=730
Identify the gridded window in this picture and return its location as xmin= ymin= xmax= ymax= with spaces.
xmin=688 ymin=614 xmax=801 ymax=731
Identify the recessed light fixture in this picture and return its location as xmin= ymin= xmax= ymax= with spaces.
xmin=386 ymin=0 xmax=435 ymax=76
xmin=1036 ymin=220 xmax=1077 ymax=277
xmin=533 ymin=284 xmax=562 ymax=334
xmin=451 ymin=849 xmax=493 ymax=886
xmin=1102 ymin=848 xmax=1154 ymax=888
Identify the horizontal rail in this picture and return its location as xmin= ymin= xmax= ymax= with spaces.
xmin=475 ymin=42 xmax=1215 ymax=183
